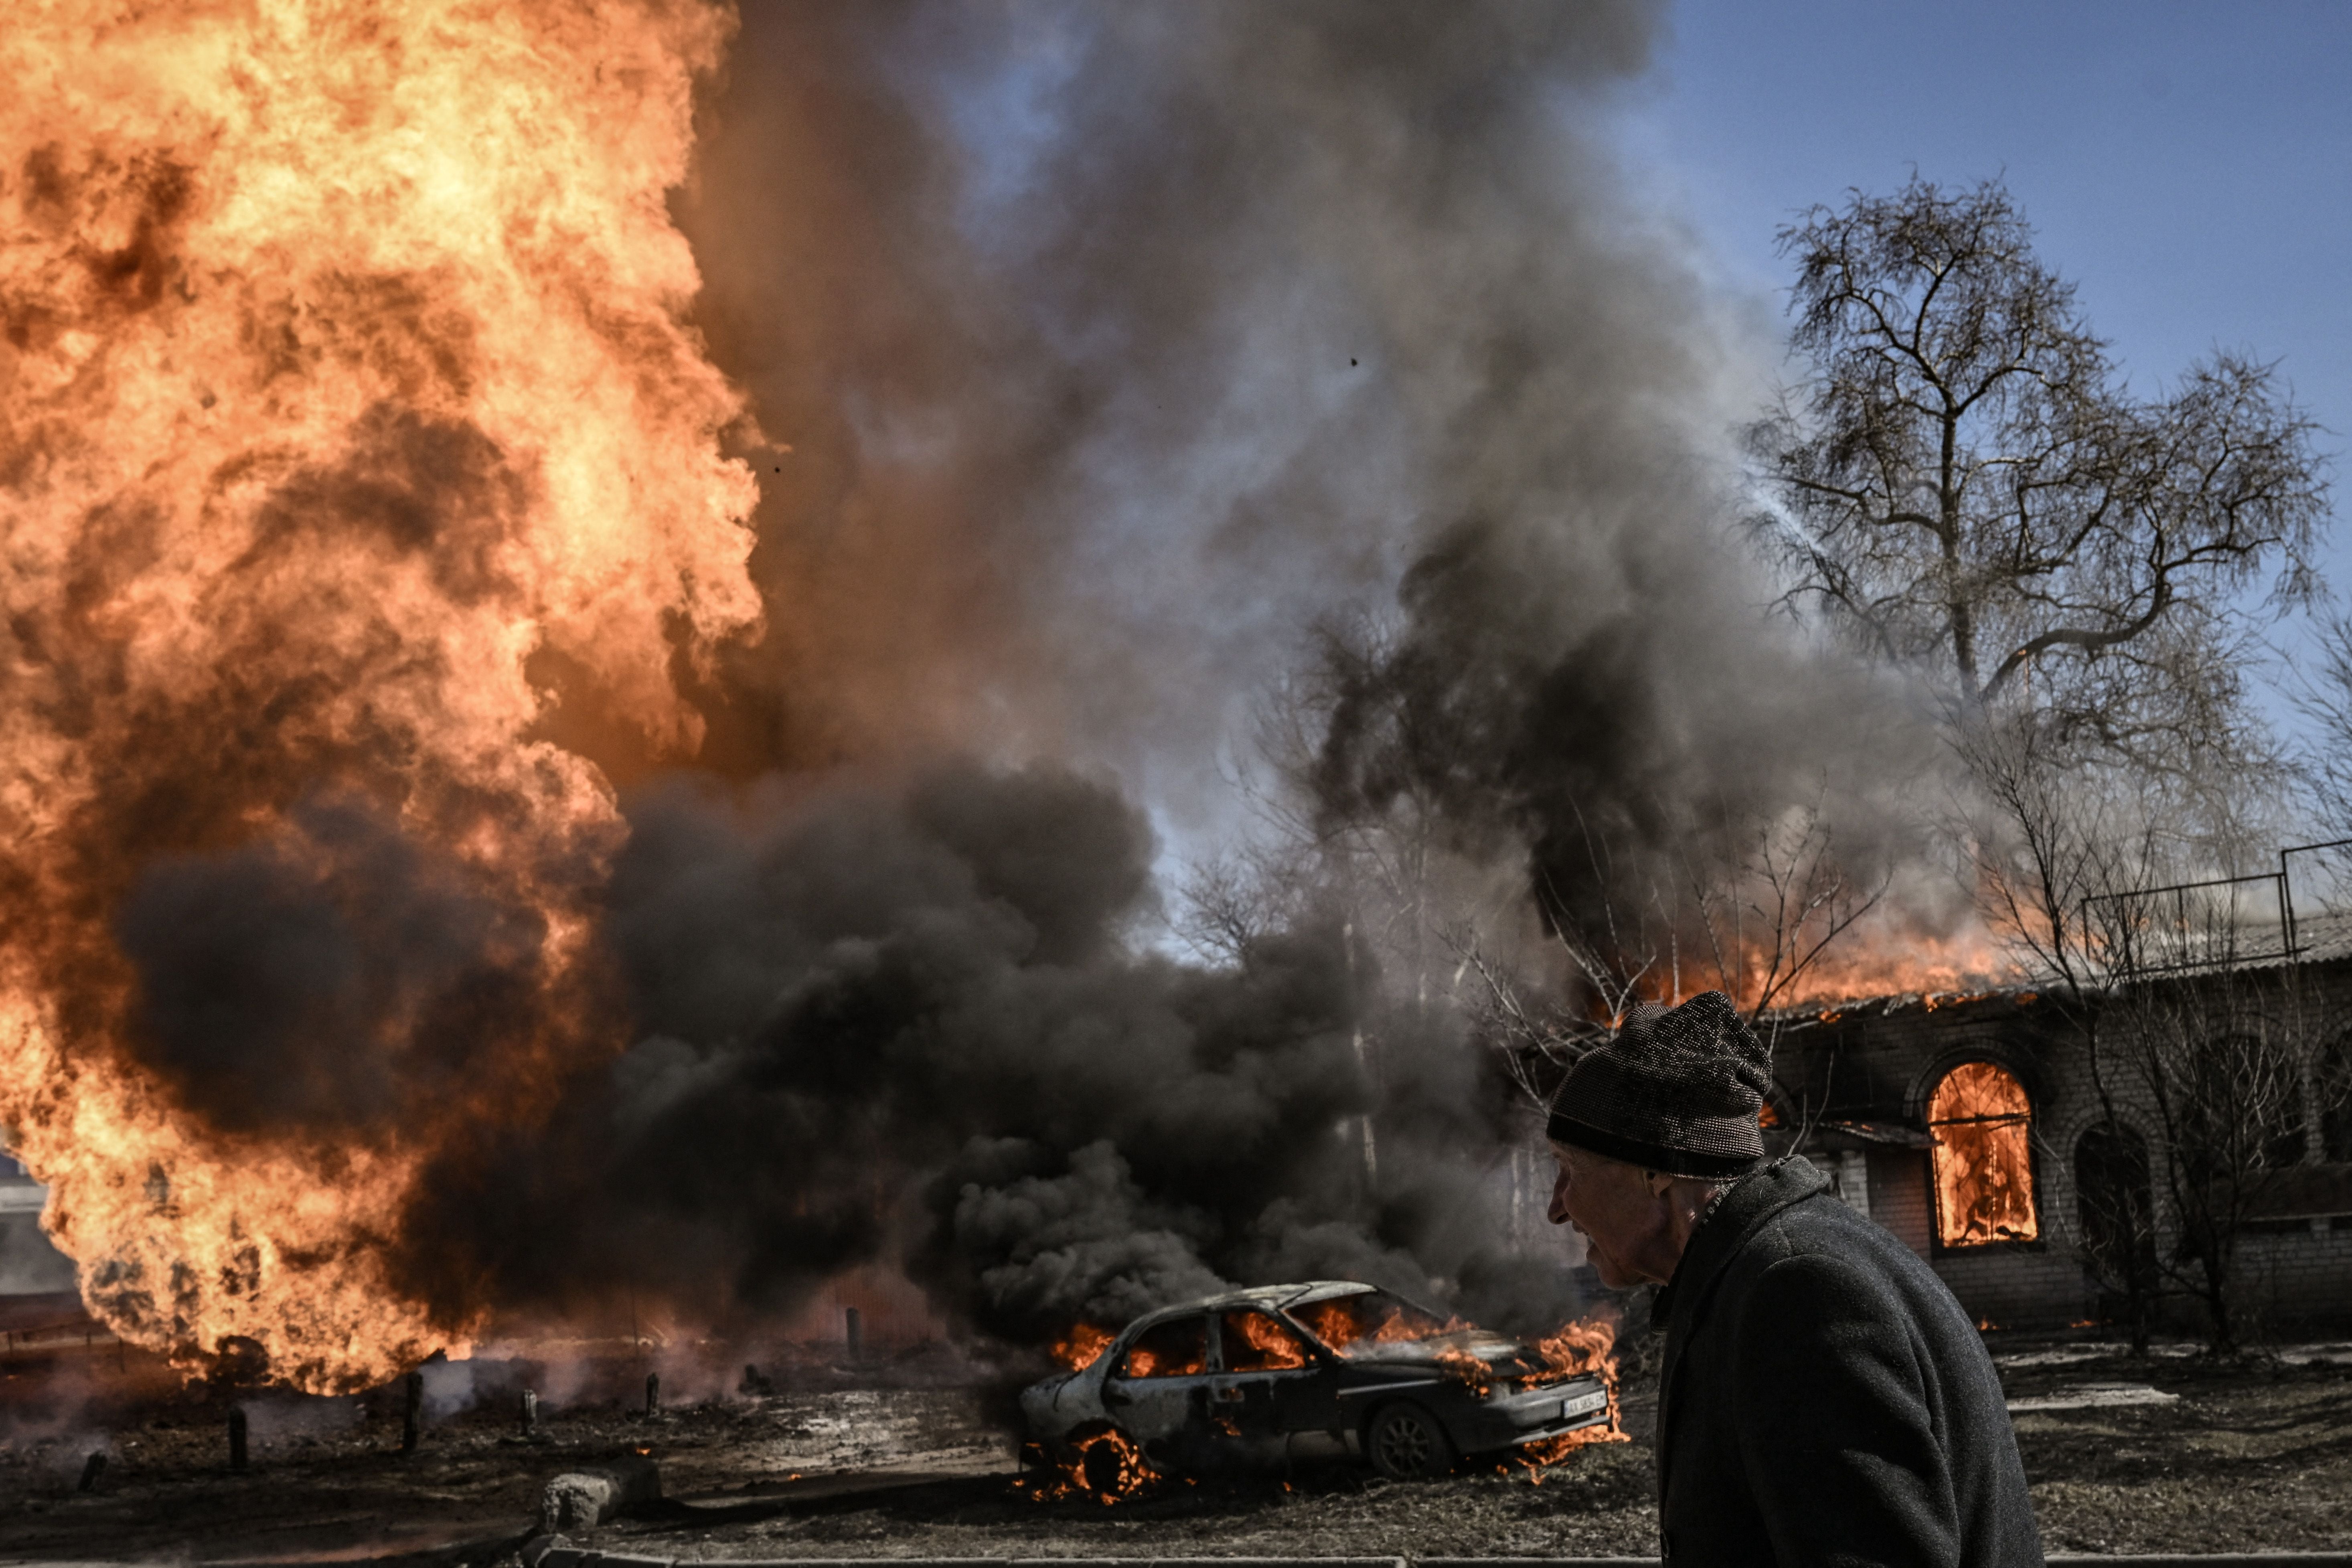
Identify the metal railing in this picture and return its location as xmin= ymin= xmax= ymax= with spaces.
xmin=2088 ymin=839 xmax=2352 ymax=980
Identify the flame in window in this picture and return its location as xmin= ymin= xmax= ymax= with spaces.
xmin=1221 ymin=1310 xmax=1309 ymax=1370
xmin=1289 ymin=1291 xmax=1461 ymax=1354
xmin=1119 ymin=1317 xmax=1208 ymax=1379
xmin=1929 ymin=1061 xmax=2039 ymax=1246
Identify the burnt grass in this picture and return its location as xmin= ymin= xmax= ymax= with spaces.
xmin=0 ymin=1336 xmax=2348 ymax=1562
xmin=591 ymin=1347 xmax=2352 ymax=1563
xmin=2003 ymin=1349 xmax=2352 ymax=1556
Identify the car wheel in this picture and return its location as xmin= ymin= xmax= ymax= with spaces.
xmin=1366 ymin=1400 xmax=1455 ymax=1479
xmin=1081 ymin=1437 xmax=1128 ymax=1495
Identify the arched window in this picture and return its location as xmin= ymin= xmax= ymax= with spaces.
xmin=2073 ymin=1122 xmax=2155 ymax=1297
xmin=1928 ymin=1062 xmax=2039 ymax=1246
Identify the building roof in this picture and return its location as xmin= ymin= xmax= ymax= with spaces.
xmin=1765 ymin=910 xmax=2352 ymax=1023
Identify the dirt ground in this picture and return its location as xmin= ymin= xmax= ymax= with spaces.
xmin=1 ymin=1332 xmax=2349 ymax=1564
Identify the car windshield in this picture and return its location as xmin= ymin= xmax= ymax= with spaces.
xmin=1286 ymin=1290 xmax=1463 ymax=1357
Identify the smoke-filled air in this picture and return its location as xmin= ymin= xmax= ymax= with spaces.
xmin=0 ymin=1 xmax=1961 ymax=1391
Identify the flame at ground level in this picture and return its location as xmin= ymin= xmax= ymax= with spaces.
xmin=1522 ymin=1317 xmax=1629 ymax=1457
xmin=1021 ymin=1426 xmax=1156 ymax=1505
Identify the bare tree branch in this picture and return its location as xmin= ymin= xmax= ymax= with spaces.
xmin=1751 ymin=178 xmax=2328 ymax=776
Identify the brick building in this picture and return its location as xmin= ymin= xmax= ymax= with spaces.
xmin=1762 ymin=945 xmax=2352 ymax=1334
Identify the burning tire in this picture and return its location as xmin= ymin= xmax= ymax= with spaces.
xmin=1047 ymin=1420 xmax=1154 ymax=1502
xmin=1366 ymin=1400 xmax=1456 ymax=1479
xmin=1081 ymin=1435 xmax=1133 ymax=1497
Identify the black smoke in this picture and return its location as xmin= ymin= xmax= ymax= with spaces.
xmin=387 ymin=762 xmax=1519 ymax=1341
xmin=115 ymin=794 xmax=555 ymax=1139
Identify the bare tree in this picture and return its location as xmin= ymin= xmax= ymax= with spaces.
xmin=1962 ymin=711 xmax=2308 ymax=1353
xmin=1173 ymin=618 xmax=1523 ymax=1196
xmin=1754 ymin=177 xmax=2326 ymax=768
xmin=1706 ymin=795 xmax=1890 ymax=1021
xmin=1186 ymin=610 xmax=1886 ymax=1163
xmin=2090 ymin=956 xmax=2307 ymax=1356
xmin=1228 ymin=618 xmax=1463 ymax=996
xmin=1957 ymin=715 xmax=2161 ymax=1351
xmin=1173 ymin=841 xmax=1321 ymax=968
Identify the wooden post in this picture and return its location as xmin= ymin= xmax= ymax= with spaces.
xmin=520 ymin=1387 xmax=538 ymax=1438
xmin=645 ymin=1371 xmax=660 ymax=1416
xmin=845 ymin=1306 xmax=862 ymax=1359
xmin=227 ymin=1406 xmax=248 ymax=1472
xmin=401 ymin=1370 xmax=422 ymax=1454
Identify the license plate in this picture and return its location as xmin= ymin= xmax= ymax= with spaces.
xmin=1560 ymin=1389 xmax=1608 ymax=1420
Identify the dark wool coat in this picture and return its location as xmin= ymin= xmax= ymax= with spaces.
xmin=1651 ymin=1156 xmax=2043 ymax=1568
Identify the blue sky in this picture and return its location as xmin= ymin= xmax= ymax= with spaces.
xmin=1620 ymin=0 xmax=2352 ymax=732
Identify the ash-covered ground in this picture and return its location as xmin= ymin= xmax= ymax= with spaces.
xmin=1 ymin=1332 xmax=2350 ymax=1564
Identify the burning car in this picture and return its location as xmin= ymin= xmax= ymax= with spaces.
xmin=1019 ymin=1280 xmax=1613 ymax=1489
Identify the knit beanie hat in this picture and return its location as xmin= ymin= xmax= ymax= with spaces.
xmin=1546 ymin=990 xmax=1773 ymax=1179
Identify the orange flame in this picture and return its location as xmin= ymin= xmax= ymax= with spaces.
xmin=1929 ymin=1062 xmax=2040 ymax=1246
xmin=1021 ymin=1426 xmax=1156 ymax=1506
xmin=1432 ymin=1343 xmax=1497 ymax=1394
xmin=1571 ymin=911 xmax=2014 ymax=1023
xmin=1289 ymin=1295 xmax=1462 ymax=1354
xmin=1049 ymin=1323 xmax=1114 ymax=1371
xmin=1222 ymin=1309 xmax=1308 ymax=1371
xmin=1513 ymin=1317 xmax=1629 ymax=1467
xmin=1438 ymin=1317 xmax=1629 ymax=1473
xmin=1122 ymin=1338 xmax=1207 ymax=1380
xmin=1766 ymin=920 xmax=2009 ymax=1011
xmin=0 ymin=2 xmax=756 ymax=1391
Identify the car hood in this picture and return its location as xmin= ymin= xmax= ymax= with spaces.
xmin=1335 ymin=1328 xmax=1520 ymax=1363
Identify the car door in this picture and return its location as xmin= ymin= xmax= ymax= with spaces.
xmin=1211 ymin=1307 xmax=1341 ymax=1446
xmin=1099 ymin=1313 xmax=1216 ymax=1449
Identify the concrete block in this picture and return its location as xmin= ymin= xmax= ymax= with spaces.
xmin=539 ymin=1453 xmax=663 ymax=1532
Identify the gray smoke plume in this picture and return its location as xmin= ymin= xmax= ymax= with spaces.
xmin=675 ymin=0 xmax=1940 ymax=940
xmin=675 ymin=4 xmax=1675 ymax=791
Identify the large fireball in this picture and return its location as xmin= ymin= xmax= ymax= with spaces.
xmin=0 ymin=0 xmax=758 ymax=1392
